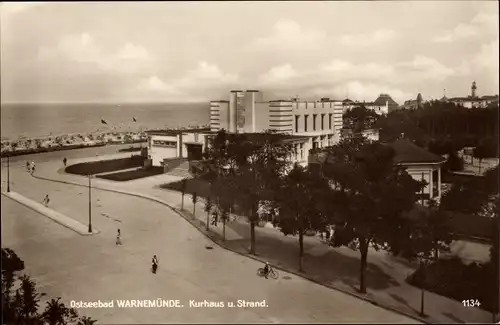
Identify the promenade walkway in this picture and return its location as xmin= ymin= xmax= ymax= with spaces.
xmin=9 ymin=153 xmax=496 ymax=323
xmin=2 ymin=191 xmax=99 ymax=235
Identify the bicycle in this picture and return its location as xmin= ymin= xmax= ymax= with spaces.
xmin=257 ymin=266 xmax=279 ymax=279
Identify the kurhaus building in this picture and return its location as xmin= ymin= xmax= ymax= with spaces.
xmin=147 ymin=90 xmax=344 ymax=169
xmin=210 ymin=90 xmax=344 ymax=165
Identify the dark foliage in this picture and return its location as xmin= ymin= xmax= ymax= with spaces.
xmin=407 ymin=256 xmax=497 ymax=313
xmin=96 ymin=166 xmax=164 ymax=181
xmin=65 ymin=156 xmax=145 ymax=176
xmin=1 ymin=248 xmax=97 ymax=325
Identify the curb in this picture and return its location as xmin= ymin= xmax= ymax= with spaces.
xmin=31 ymin=172 xmax=430 ymax=324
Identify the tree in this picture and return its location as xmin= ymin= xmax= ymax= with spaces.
xmin=202 ymin=129 xmax=292 ymax=255
xmin=2 ymin=248 xmax=98 ymax=325
xmin=397 ymin=199 xmax=452 ymax=262
xmin=41 ymin=297 xmax=79 ymax=325
xmin=473 ymin=137 xmax=498 ymax=174
xmin=343 ymin=105 xmax=380 ymax=133
xmin=319 ymin=135 xmax=424 ymax=293
xmin=192 ymin=192 xmax=198 ymax=218
xmin=180 ymin=179 xmax=187 ymax=210
xmin=274 ymin=164 xmax=329 ymax=272
xmin=204 ymin=195 xmax=213 ymax=231
xmin=444 ymin=150 xmax=464 ymax=172
xmin=77 ymin=316 xmax=98 ymax=325
xmin=219 ymin=199 xmax=231 ymax=241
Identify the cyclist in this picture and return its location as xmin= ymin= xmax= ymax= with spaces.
xmin=263 ymin=262 xmax=271 ymax=279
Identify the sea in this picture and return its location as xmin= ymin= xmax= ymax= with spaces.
xmin=0 ymin=102 xmax=209 ymax=140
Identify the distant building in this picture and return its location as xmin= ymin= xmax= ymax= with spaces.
xmin=401 ymin=93 xmax=425 ymax=110
xmin=341 ymin=95 xmax=393 ymax=115
xmin=445 ymin=81 xmax=499 ymax=109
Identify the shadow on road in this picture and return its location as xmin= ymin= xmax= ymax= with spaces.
xmin=222 ymin=220 xmax=400 ymax=291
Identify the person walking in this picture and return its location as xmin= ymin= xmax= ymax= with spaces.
xmin=116 ymin=229 xmax=122 ymax=245
xmin=63 ymin=157 xmax=67 ymax=166
xmin=31 ymin=161 xmax=36 ymax=175
xmin=26 ymin=161 xmax=30 ymax=172
xmin=211 ymin=211 xmax=218 ymax=227
xmin=151 ymin=255 xmax=159 ymax=274
xmin=42 ymin=194 xmax=50 ymax=207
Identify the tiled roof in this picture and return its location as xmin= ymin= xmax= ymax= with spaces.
xmin=374 ymin=94 xmax=399 ymax=107
xmin=387 ymin=139 xmax=445 ymax=164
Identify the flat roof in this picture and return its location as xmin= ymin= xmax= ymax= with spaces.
xmin=146 ymin=128 xmax=213 ymax=136
xmin=227 ymin=132 xmax=310 ymax=143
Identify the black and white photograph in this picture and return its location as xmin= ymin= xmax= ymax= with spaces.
xmin=1 ymin=1 xmax=499 ymax=324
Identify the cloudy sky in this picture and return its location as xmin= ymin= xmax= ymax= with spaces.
xmin=1 ymin=1 xmax=498 ymax=104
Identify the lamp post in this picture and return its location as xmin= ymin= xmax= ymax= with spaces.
xmin=88 ymin=174 xmax=93 ymax=233
xmin=419 ymin=255 xmax=430 ymax=317
xmin=7 ymin=155 xmax=11 ymax=193
xmin=496 ymin=211 xmax=500 ymax=323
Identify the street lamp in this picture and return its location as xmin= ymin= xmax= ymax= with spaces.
xmin=7 ymin=155 xmax=11 ymax=193
xmin=88 ymin=174 xmax=93 ymax=233
xmin=496 ymin=211 xmax=500 ymax=322
xmin=418 ymin=255 xmax=431 ymax=317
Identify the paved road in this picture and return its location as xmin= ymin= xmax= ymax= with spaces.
xmin=1 ymin=148 xmax=420 ymax=323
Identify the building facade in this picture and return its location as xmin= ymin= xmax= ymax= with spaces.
xmin=147 ymin=128 xmax=214 ymax=167
xmin=210 ymin=90 xmax=344 ymax=166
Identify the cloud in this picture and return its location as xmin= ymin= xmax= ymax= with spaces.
xmin=37 ymin=33 xmax=153 ymax=73
xmin=251 ymin=19 xmax=326 ymax=51
xmin=433 ymin=11 xmax=498 ymax=43
xmin=339 ymin=29 xmax=397 ymax=46
xmin=473 ymin=39 xmax=499 ymax=70
xmin=433 ymin=23 xmax=478 ymax=43
xmin=0 ymin=2 xmax=47 ymax=16
xmin=257 ymin=55 xmax=460 ymax=103
xmin=116 ymin=43 xmax=151 ymax=61
xmin=320 ymin=60 xmax=395 ymax=80
xmin=258 ymin=64 xmax=299 ymax=84
xmin=471 ymin=11 xmax=498 ymax=31
xmin=138 ymin=61 xmax=239 ymax=100
xmin=396 ymin=55 xmax=455 ymax=81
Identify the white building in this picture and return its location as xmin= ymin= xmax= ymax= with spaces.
xmin=147 ymin=90 xmax=344 ymax=168
xmin=210 ymin=91 xmax=344 ymax=166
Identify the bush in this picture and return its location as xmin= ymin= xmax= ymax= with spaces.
xmin=96 ymin=167 xmax=164 ymax=181
xmin=118 ymin=147 xmax=142 ymax=153
xmin=65 ymin=157 xmax=145 ymax=176
xmin=407 ymin=256 xmax=497 ymax=313
xmin=444 ymin=150 xmax=464 ymax=172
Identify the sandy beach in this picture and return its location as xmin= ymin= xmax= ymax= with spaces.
xmin=1 ymin=124 xmax=208 ymax=157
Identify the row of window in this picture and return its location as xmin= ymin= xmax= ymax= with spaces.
xmin=295 ymin=113 xmax=334 ymax=133
xmin=152 ymin=140 xmax=177 ymax=148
